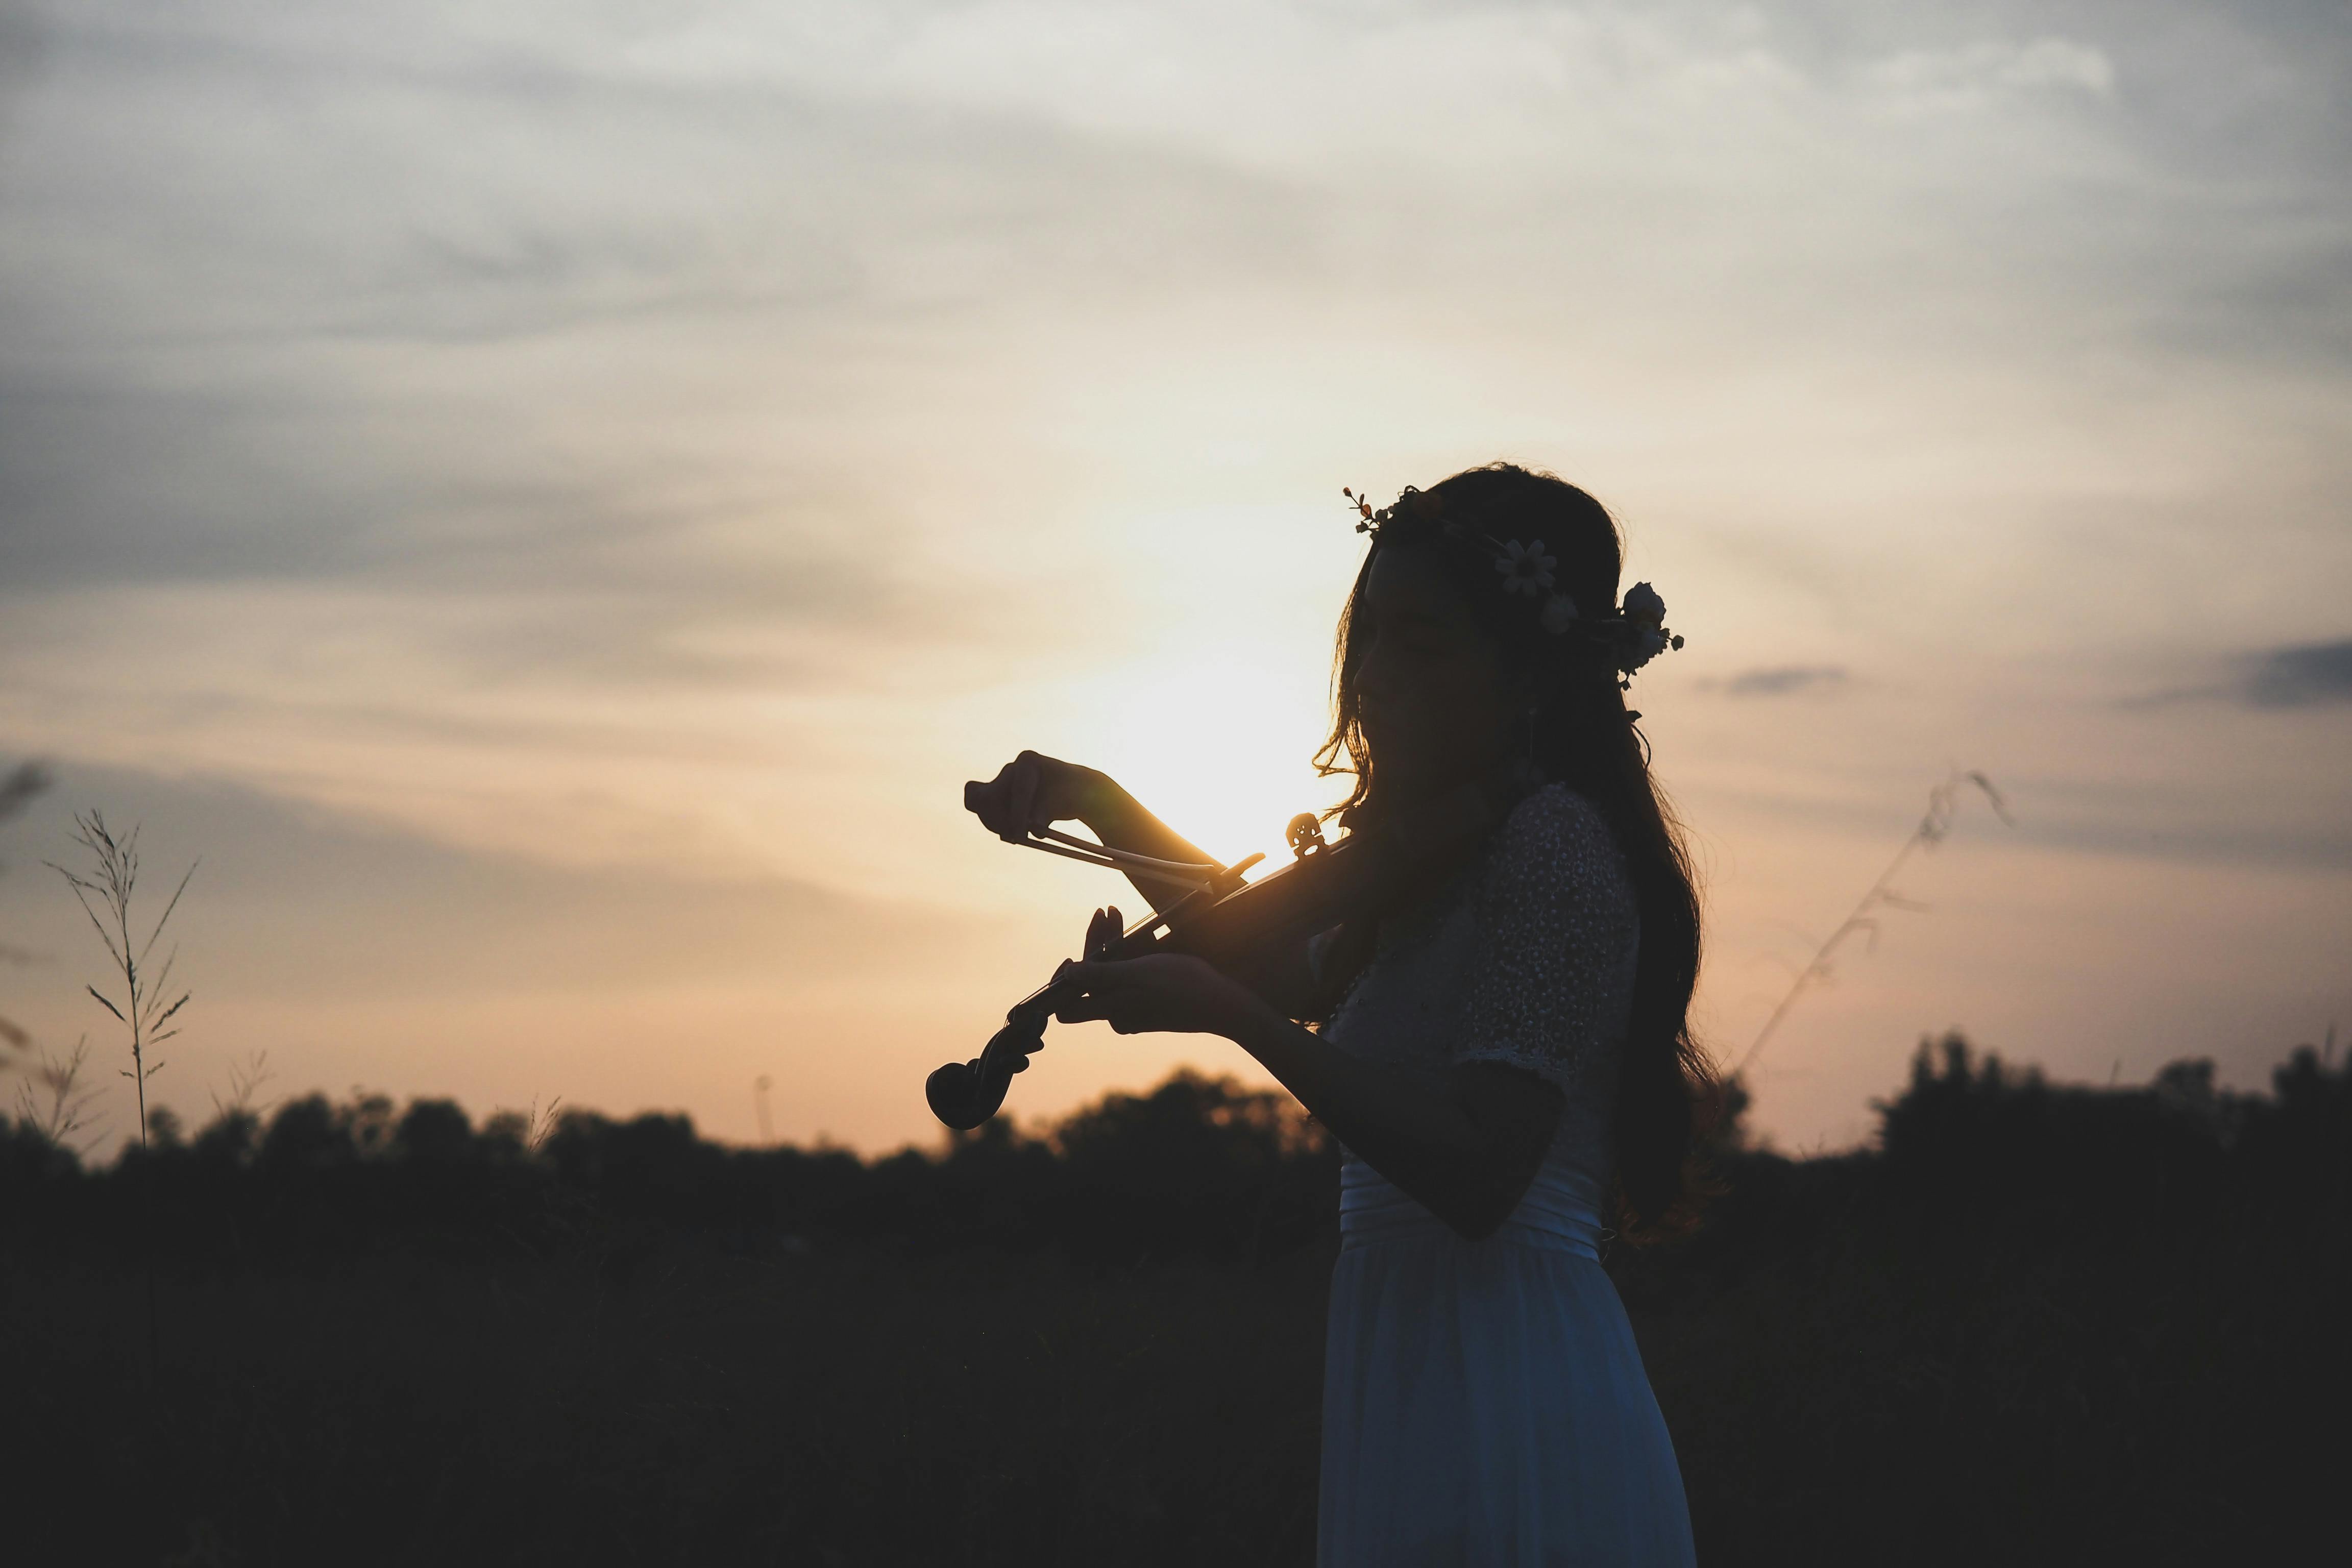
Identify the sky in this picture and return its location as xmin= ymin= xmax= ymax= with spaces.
xmin=2 ymin=0 xmax=2347 ymax=1156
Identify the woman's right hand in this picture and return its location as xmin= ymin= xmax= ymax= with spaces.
xmin=964 ymin=751 xmax=1118 ymax=843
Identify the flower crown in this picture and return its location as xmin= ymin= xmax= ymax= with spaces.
xmin=1345 ymin=484 xmax=1686 ymax=687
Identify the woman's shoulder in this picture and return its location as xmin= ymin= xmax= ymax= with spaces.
xmin=1496 ymin=781 xmax=1618 ymax=857
xmin=1484 ymin=783 xmax=1634 ymax=904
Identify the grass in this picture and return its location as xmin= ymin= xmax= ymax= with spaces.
xmin=6 ymin=1245 xmax=1332 ymax=1567
xmin=4 ymin=1038 xmax=2344 ymax=1566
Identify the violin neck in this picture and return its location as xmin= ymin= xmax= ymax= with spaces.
xmin=1153 ymin=780 xmax=1502 ymax=976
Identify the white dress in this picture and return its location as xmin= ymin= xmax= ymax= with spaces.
xmin=1314 ymin=783 xmax=1697 ymax=1568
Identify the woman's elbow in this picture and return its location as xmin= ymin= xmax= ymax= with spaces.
xmin=1438 ymin=1064 xmax=1561 ymax=1239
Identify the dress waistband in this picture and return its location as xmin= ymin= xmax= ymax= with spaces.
xmin=1339 ymin=1157 xmax=1607 ymax=1259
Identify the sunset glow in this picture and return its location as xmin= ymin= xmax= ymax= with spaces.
xmin=3 ymin=0 xmax=2347 ymax=1157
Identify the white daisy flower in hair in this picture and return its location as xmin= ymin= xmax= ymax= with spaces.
xmin=1540 ymin=592 xmax=1579 ymax=634
xmin=1494 ymin=538 xmax=1556 ymax=598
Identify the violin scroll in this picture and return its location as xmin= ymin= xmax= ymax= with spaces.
xmin=925 ymin=1008 xmax=1049 ymax=1130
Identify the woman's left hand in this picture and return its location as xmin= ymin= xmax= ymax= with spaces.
xmin=1049 ymin=912 xmax=1263 ymax=1039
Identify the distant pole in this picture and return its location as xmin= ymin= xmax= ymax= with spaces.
xmin=753 ymin=1074 xmax=775 ymax=1145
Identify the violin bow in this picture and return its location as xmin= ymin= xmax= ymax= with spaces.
xmin=1012 ymin=825 xmax=1225 ymax=891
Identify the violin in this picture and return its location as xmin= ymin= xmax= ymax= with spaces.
xmin=925 ymin=782 xmax=1504 ymax=1129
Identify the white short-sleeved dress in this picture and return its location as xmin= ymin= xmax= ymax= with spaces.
xmin=1314 ymin=783 xmax=1696 ymax=1568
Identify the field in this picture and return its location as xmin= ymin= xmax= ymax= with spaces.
xmin=6 ymin=1036 xmax=2345 ymax=1566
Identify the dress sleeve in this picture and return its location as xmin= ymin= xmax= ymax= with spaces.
xmin=1450 ymin=785 xmax=1640 ymax=1097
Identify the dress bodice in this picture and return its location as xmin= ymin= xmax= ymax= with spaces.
xmin=1313 ymin=783 xmax=1640 ymax=1195
xmin=1309 ymin=785 xmax=1696 ymax=1567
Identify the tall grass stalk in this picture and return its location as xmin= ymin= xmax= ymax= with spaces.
xmin=14 ymin=1035 xmax=102 ymax=1153
xmin=47 ymin=810 xmax=198 ymax=1150
xmin=47 ymin=807 xmax=199 ymax=1397
xmin=210 ymin=1048 xmax=276 ymax=1121
xmin=527 ymin=1095 xmax=564 ymax=1156
xmin=1731 ymin=769 xmax=2012 ymax=1080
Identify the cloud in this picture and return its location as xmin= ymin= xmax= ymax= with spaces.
xmin=2126 ymin=640 xmax=2352 ymax=710
xmin=0 ymin=757 xmax=972 ymax=1000
xmin=1719 ymin=665 xmax=1850 ymax=697
xmin=1859 ymin=35 xmax=2116 ymax=105
xmin=2240 ymin=640 xmax=2352 ymax=708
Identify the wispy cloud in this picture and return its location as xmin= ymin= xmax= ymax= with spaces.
xmin=2241 ymin=640 xmax=2352 ymax=708
xmin=1718 ymin=665 xmax=1851 ymax=698
xmin=2124 ymin=639 xmax=2352 ymax=710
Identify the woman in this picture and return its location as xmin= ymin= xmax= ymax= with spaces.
xmin=965 ymin=462 xmax=1708 ymax=1566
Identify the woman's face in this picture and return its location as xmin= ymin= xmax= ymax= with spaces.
xmin=1354 ymin=548 xmax=1523 ymax=805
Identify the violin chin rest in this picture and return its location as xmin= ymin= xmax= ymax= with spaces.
xmin=926 ymin=1059 xmax=1006 ymax=1130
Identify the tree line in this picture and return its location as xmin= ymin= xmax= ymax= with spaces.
xmin=6 ymin=1033 xmax=2346 ymax=1274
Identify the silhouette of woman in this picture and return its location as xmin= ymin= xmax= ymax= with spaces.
xmin=966 ymin=463 xmax=1706 ymax=1566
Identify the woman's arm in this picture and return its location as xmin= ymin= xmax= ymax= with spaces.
xmin=1073 ymin=775 xmax=1226 ymax=914
xmin=1228 ymin=999 xmax=1562 ymax=1239
xmin=1050 ymin=954 xmax=1561 ymax=1238
xmin=966 ymin=751 xmax=1219 ymax=915
xmin=1052 ymin=789 xmax=1623 ymax=1236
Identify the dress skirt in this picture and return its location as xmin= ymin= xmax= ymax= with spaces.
xmin=1318 ymin=1159 xmax=1697 ymax=1568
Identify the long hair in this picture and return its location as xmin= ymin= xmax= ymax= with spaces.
xmin=1309 ymin=462 xmax=1715 ymax=1236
